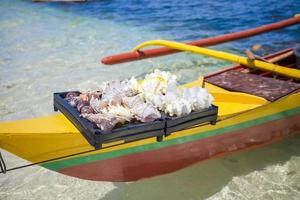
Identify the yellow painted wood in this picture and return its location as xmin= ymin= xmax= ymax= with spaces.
xmin=0 ymin=114 xmax=78 ymax=134
xmin=184 ymin=78 xmax=268 ymax=117
xmin=166 ymin=92 xmax=300 ymax=139
xmin=133 ymin=40 xmax=300 ymax=79
xmin=0 ymin=78 xmax=298 ymax=164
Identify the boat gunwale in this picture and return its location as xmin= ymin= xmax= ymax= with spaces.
xmin=41 ymin=96 xmax=300 ymax=171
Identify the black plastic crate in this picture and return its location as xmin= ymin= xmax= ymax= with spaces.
xmin=164 ymin=105 xmax=218 ymax=136
xmin=53 ymin=92 xmax=165 ymax=149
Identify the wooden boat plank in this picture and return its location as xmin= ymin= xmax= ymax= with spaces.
xmin=0 ymin=49 xmax=299 ymax=181
xmin=206 ymin=70 xmax=300 ymax=101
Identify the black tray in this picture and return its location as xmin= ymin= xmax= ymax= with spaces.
xmin=164 ymin=105 xmax=218 ymax=136
xmin=53 ymin=92 xmax=165 ymax=149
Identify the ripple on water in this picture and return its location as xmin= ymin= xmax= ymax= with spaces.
xmin=0 ymin=151 xmax=117 ymax=200
xmin=207 ymin=156 xmax=300 ymax=200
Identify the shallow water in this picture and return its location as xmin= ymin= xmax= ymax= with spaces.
xmin=103 ymin=135 xmax=300 ymax=200
xmin=0 ymin=0 xmax=300 ymax=199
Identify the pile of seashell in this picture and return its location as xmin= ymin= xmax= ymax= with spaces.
xmin=65 ymin=69 xmax=214 ymax=131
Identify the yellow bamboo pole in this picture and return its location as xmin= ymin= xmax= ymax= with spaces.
xmin=133 ymin=40 xmax=300 ymax=80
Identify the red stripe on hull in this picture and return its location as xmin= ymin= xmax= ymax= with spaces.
xmin=59 ymin=114 xmax=300 ymax=182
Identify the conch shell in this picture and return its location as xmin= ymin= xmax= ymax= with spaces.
xmin=139 ymin=70 xmax=214 ymax=117
xmin=66 ymin=69 xmax=214 ymax=130
xmin=106 ymin=105 xmax=133 ymax=124
xmin=138 ymin=69 xmax=177 ymax=100
xmin=122 ymin=96 xmax=161 ymax=122
xmin=183 ymin=86 xmax=214 ymax=111
xmin=89 ymin=96 xmax=109 ymax=113
xmin=81 ymin=113 xmax=119 ymax=131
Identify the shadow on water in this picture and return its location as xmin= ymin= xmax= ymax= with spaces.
xmin=103 ymin=134 xmax=300 ymax=200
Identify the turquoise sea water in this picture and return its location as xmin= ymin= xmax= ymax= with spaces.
xmin=0 ymin=0 xmax=300 ymax=199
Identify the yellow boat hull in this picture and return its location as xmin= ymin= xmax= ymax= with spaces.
xmin=0 ymin=45 xmax=299 ymax=181
xmin=0 ymin=78 xmax=299 ymax=181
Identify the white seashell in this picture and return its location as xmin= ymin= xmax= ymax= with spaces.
xmin=165 ymin=104 xmax=174 ymax=116
xmin=122 ymin=95 xmax=161 ymax=122
xmin=139 ymin=78 xmax=164 ymax=97
xmin=107 ymin=105 xmax=133 ymax=124
xmin=101 ymin=79 xmax=137 ymax=102
xmin=89 ymin=96 xmax=108 ymax=113
xmin=81 ymin=113 xmax=118 ymax=131
xmin=164 ymin=98 xmax=191 ymax=117
xmin=183 ymin=86 xmax=214 ymax=111
xmin=146 ymin=94 xmax=164 ymax=110
xmin=138 ymin=69 xmax=178 ymax=97
xmin=128 ymin=76 xmax=138 ymax=92
xmin=80 ymin=69 xmax=214 ymax=125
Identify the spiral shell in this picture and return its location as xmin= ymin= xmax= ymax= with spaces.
xmin=77 ymin=100 xmax=89 ymax=112
xmin=68 ymin=97 xmax=80 ymax=107
xmin=65 ymin=92 xmax=79 ymax=100
xmin=81 ymin=106 xmax=94 ymax=114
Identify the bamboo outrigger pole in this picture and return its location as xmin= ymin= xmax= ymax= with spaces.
xmin=102 ymin=14 xmax=300 ymax=65
xmin=133 ymin=40 xmax=300 ymax=80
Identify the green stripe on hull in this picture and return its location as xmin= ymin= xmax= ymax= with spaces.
xmin=42 ymin=107 xmax=300 ymax=171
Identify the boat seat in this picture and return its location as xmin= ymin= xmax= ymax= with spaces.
xmin=205 ymin=71 xmax=300 ymax=101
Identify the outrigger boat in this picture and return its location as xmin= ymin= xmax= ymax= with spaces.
xmin=0 ymin=16 xmax=300 ymax=182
